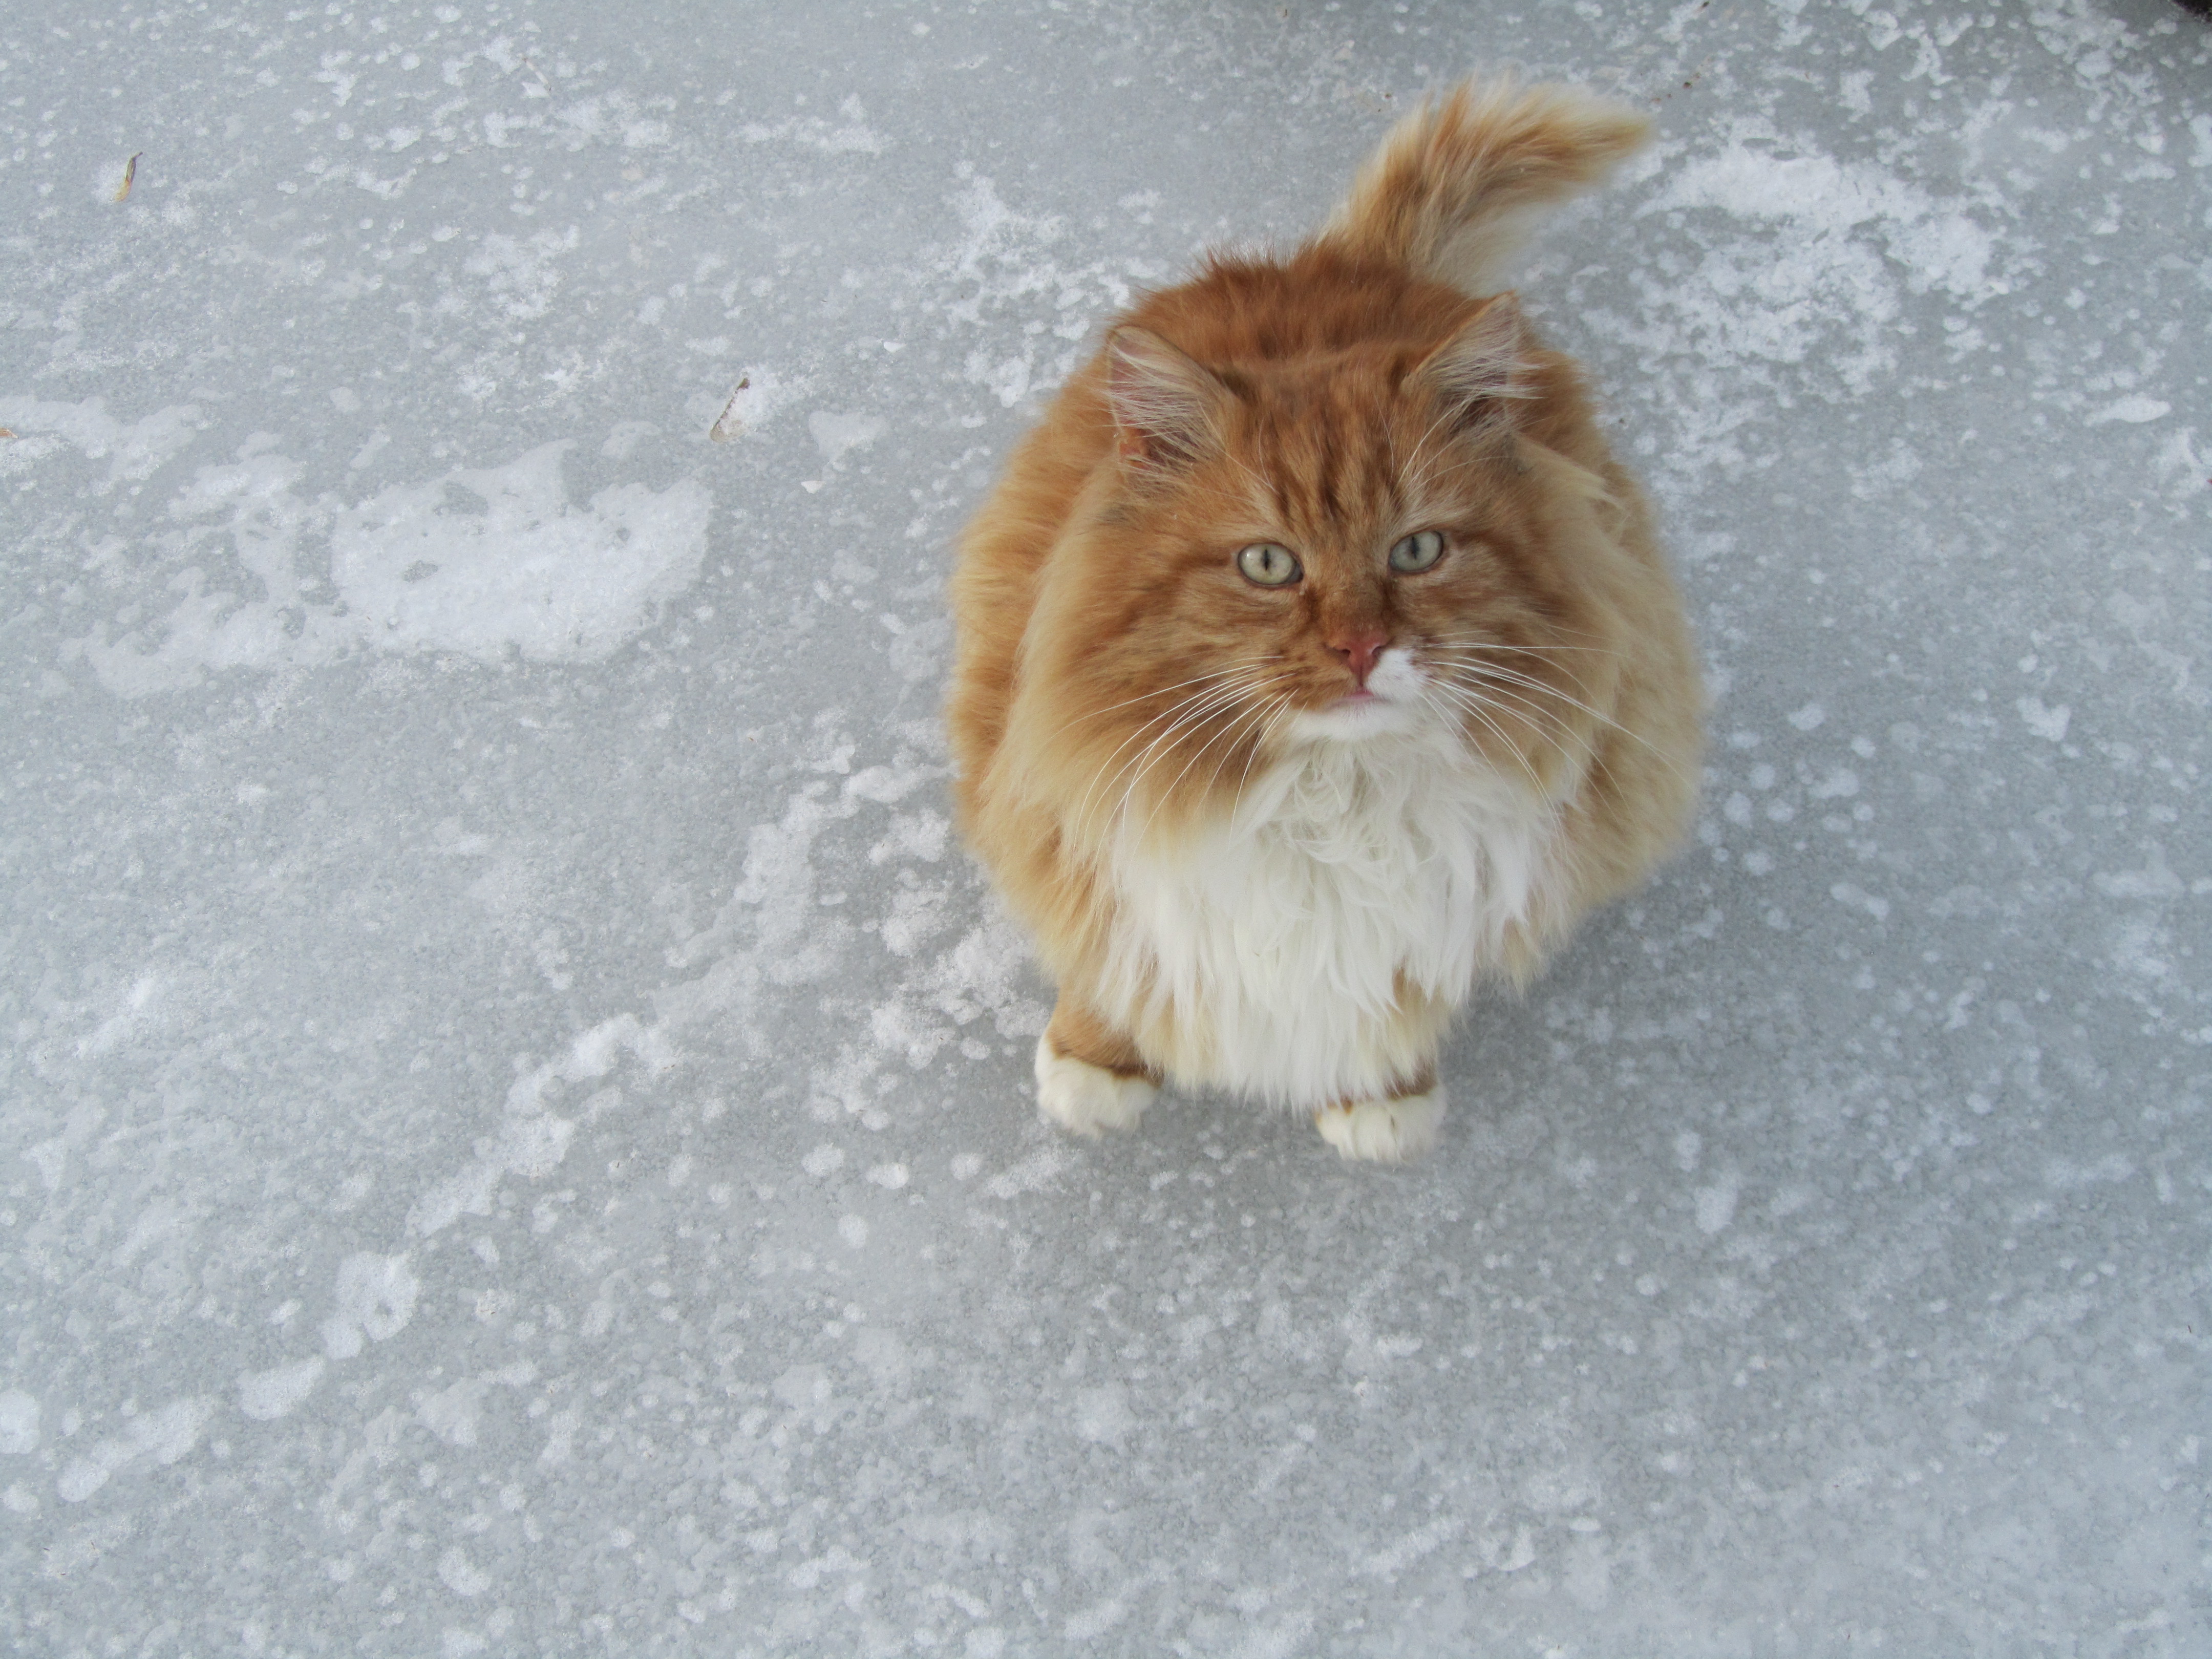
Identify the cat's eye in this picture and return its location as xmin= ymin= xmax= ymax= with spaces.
xmin=1389 ymin=529 xmax=1447 ymax=574
xmin=1236 ymin=542 xmax=1303 ymax=588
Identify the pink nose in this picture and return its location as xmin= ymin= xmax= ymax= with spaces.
xmin=1327 ymin=629 xmax=1388 ymax=685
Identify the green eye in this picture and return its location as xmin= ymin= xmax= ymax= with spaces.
xmin=1236 ymin=542 xmax=1303 ymax=588
xmin=1389 ymin=529 xmax=1446 ymax=573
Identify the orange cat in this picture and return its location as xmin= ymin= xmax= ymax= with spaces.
xmin=946 ymin=78 xmax=1703 ymax=1161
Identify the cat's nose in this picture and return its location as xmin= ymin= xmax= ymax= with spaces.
xmin=1327 ymin=628 xmax=1389 ymax=685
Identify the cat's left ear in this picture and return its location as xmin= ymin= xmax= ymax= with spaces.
xmin=1104 ymin=326 xmax=1228 ymax=473
xmin=1413 ymin=293 xmax=1532 ymax=441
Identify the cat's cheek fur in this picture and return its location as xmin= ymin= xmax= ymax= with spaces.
xmin=1315 ymin=1087 xmax=1449 ymax=1163
xmin=1033 ymin=1033 xmax=1158 ymax=1136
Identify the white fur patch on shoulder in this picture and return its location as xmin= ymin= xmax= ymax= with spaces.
xmin=1102 ymin=725 xmax=1555 ymax=1108
xmin=1314 ymin=1087 xmax=1447 ymax=1163
xmin=1034 ymin=1033 xmax=1156 ymax=1137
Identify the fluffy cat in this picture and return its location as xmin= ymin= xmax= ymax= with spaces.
xmin=946 ymin=78 xmax=1703 ymax=1161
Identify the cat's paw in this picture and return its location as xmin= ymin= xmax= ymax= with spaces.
xmin=1034 ymin=1034 xmax=1156 ymax=1137
xmin=1314 ymin=1087 xmax=1447 ymax=1163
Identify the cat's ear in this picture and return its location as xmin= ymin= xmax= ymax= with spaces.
xmin=1104 ymin=327 xmax=1227 ymax=472
xmin=1413 ymin=293 xmax=1532 ymax=441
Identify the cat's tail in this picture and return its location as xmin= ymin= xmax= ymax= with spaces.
xmin=1316 ymin=76 xmax=1649 ymax=293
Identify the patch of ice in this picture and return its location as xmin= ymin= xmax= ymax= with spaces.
xmin=74 ymin=440 xmax=711 ymax=696
xmin=410 ymin=1013 xmax=674 ymax=1237
xmin=707 ymin=368 xmax=809 ymax=440
xmin=329 ymin=443 xmax=709 ymax=661
xmin=986 ymin=1143 xmax=1076 ymax=1199
xmin=464 ymin=225 xmax=579 ymax=321
xmin=0 ymin=1392 xmax=38 ymax=1455
xmin=439 ymin=1544 xmax=493 ymax=1597
xmin=0 ymin=396 xmax=203 ymax=489
xmin=809 ymin=410 xmax=886 ymax=467
xmin=1646 ymin=142 xmax=2001 ymax=303
xmin=55 ymin=1396 xmax=214 ymax=1503
xmin=740 ymin=96 xmax=887 ymax=155
xmin=2093 ymin=847 xmax=2184 ymax=901
xmin=1072 ymin=1385 xmax=1133 ymax=1447
xmin=1695 ymin=1171 xmax=1740 ymax=1235
xmin=2087 ymin=395 xmax=2171 ymax=426
xmin=321 ymin=1253 xmax=422 ymax=1359
xmin=2017 ymin=696 xmax=2072 ymax=742
xmin=1831 ymin=883 xmax=1891 ymax=922
xmin=239 ymin=1357 xmax=326 ymax=1420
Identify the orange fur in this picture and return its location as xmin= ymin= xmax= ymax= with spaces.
xmin=946 ymin=76 xmax=1703 ymax=1151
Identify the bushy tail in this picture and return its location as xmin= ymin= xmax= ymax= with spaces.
xmin=1317 ymin=76 xmax=1650 ymax=292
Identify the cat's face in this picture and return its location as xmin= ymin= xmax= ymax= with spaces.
xmin=1037 ymin=300 xmax=1610 ymax=830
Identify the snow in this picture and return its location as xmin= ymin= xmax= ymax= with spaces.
xmin=3 ymin=0 xmax=2208 ymax=1653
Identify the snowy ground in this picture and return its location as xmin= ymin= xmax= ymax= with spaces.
xmin=4 ymin=1 xmax=2209 ymax=1652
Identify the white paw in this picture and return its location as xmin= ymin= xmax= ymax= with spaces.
xmin=1314 ymin=1086 xmax=1447 ymax=1163
xmin=1034 ymin=1034 xmax=1156 ymax=1137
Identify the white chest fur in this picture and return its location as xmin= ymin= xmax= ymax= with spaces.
xmin=1100 ymin=725 xmax=1555 ymax=1108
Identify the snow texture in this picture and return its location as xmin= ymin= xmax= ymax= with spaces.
xmin=2 ymin=1 xmax=2208 ymax=1653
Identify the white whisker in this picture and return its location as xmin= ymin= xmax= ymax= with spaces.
xmin=1131 ymin=685 xmax=1292 ymax=845
xmin=1079 ymin=668 xmax=1293 ymax=835
xmin=1420 ymin=682 xmax=1548 ymax=795
xmin=1040 ymin=658 xmax=1282 ymax=747
xmin=1451 ymin=660 xmax=1686 ymax=780
xmin=1116 ymin=673 xmax=1294 ymax=825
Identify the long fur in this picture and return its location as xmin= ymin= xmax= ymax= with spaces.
xmin=1318 ymin=76 xmax=1652 ymax=292
xmin=946 ymin=74 xmax=1701 ymax=1157
xmin=1100 ymin=714 xmax=1557 ymax=1107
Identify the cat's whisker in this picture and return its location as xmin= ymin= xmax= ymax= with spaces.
xmin=1426 ymin=646 xmax=1609 ymax=713
xmin=1429 ymin=674 xmax=1613 ymax=786
xmin=1102 ymin=699 xmax=1264 ymax=838
xmin=1440 ymin=670 xmax=1623 ymax=772
xmin=1428 ymin=664 xmax=1578 ymax=734
xmin=1112 ymin=673 xmax=1295 ymax=827
xmin=1069 ymin=657 xmax=1279 ymax=774
xmin=1424 ymin=639 xmax=1619 ymax=701
xmin=1078 ymin=690 xmax=1253 ymax=837
xmin=1451 ymin=660 xmax=1689 ymax=780
xmin=1207 ymin=691 xmax=1289 ymax=803
xmin=1445 ymin=665 xmax=1692 ymax=793
xmin=1424 ymin=654 xmax=1601 ymax=725
xmin=1086 ymin=670 xmax=1291 ymax=834
xmin=1421 ymin=682 xmax=1549 ymax=796
xmin=1425 ymin=649 xmax=1603 ymax=712
xmin=1429 ymin=691 xmax=1596 ymax=812
xmin=1039 ymin=658 xmax=1283 ymax=747
xmin=1426 ymin=635 xmax=1627 ymax=663
xmin=1148 ymin=682 xmax=1289 ymax=810
xmin=1069 ymin=672 xmax=1278 ymax=835
xmin=1229 ymin=692 xmax=1304 ymax=820
xmin=1131 ymin=683 xmax=1294 ymax=846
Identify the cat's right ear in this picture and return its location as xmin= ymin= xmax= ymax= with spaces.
xmin=1104 ymin=327 xmax=1226 ymax=473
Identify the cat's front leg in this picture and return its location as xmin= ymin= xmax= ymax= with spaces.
xmin=1034 ymin=997 xmax=1159 ymax=1137
xmin=1314 ymin=1068 xmax=1447 ymax=1163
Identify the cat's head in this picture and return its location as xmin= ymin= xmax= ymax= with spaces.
xmin=1024 ymin=292 xmax=1627 ymax=839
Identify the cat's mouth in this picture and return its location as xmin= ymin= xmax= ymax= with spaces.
xmin=1284 ymin=684 xmax=1423 ymax=745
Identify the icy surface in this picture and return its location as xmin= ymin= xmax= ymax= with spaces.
xmin=3 ymin=1 xmax=2208 ymax=1652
